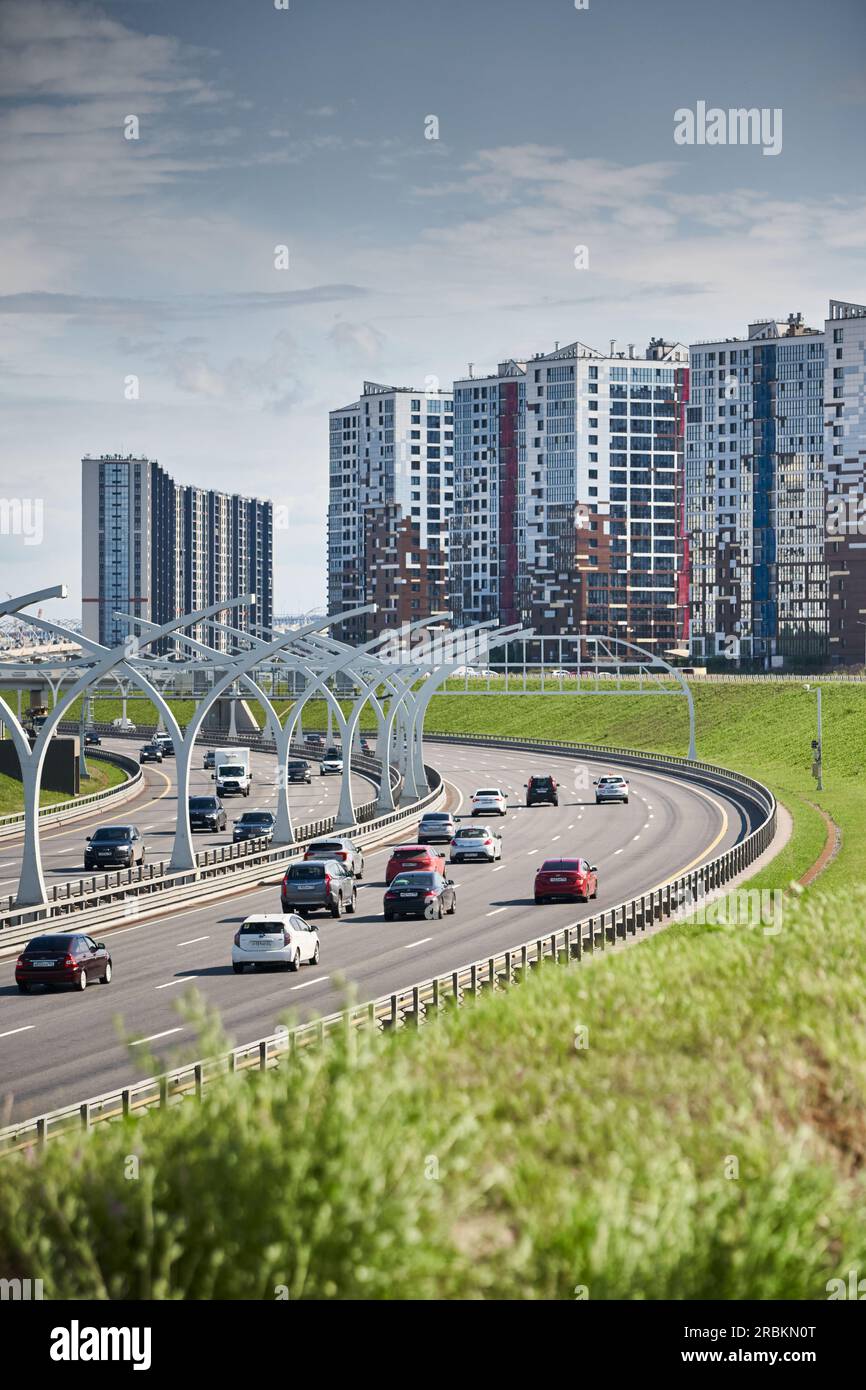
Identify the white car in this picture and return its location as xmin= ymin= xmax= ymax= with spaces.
xmin=594 ymin=775 xmax=629 ymax=805
xmin=112 ymin=717 xmax=136 ymax=732
xmin=450 ymin=824 xmax=502 ymax=863
xmin=471 ymin=787 xmax=508 ymax=816
xmin=320 ymin=746 xmax=344 ymax=776
xmin=232 ymin=914 xmax=319 ymax=973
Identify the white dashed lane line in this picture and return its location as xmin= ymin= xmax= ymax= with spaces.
xmin=486 ymin=906 xmax=508 ymax=917
xmin=178 ymin=936 xmax=209 ymax=947
xmin=130 ymin=1028 xmax=183 ymax=1046
xmin=155 ymin=977 xmax=200 ymax=990
xmin=290 ymin=976 xmax=326 ymax=991
xmin=405 ymin=937 xmax=432 ymax=949
xmin=0 ymin=1025 xmax=36 ymax=1040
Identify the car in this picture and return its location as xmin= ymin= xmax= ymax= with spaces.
xmin=139 ymin=744 xmax=163 ymax=764
xmin=188 ymin=795 xmax=227 ymax=832
xmin=15 ymin=932 xmax=112 ymax=992
xmin=153 ymin=734 xmax=174 ymax=756
xmin=84 ymin=824 xmax=145 ymax=869
xmin=280 ymin=859 xmax=356 ymax=917
xmin=525 ymin=774 xmax=558 ymax=807
xmin=233 ymin=810 xmax=277 ymax=845
xmin=534 ymin=857 xmax=598 ymax=904
xmin=202 ymin=748 xmax=216 ymax=769
xmin=287 ymin=758 xmax=312 ymax=784
xmin=450 ymin=824 xmax=502 ymax=863
xmin=385 ymin=844 xmax=447 ymax=885
xmin=304 ymin=733 xmax=325 ymax=749
xmin=594 ymin=775 xmax=629 ymax=804
xmin=320 ymin=746 xmax=344 ymax=775
xmin=418 ymin=811 xmax=457 ymax=845
xmin=232 ymin=914 xmax=319 ymax=973
xmin=304 ymin=836 xmax=365 ymax=878
xmin=470 ymin=787 xmax=508 ymax=817
xmin=383 ymin=870 xmax=457 ymax=921
xmin=83 ymin=731 xmax=101 ymax=747
xmin=111 ymin=717 xmax=136 ymax=733
xmin=358 ymin=737 xmax=372 ymax=756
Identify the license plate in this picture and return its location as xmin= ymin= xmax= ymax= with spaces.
xmin=549 ymin=876 xmax=567 ymax=882
xmin=400 ymin=892 xmax=416 ymax=898
xmin=34 ymin=959 xmax=55 ymax=967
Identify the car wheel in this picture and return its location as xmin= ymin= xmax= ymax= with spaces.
xmin=289 ymin=950 xmax=301 ymax=973
xmin=17 ymin=982 xmax=29 ymax=993
xmin=624 ymin=797 xmax=629 ymax=804
xmin=383 ymin=911 xmax=394 ymax=921
xmin=311 ymin=940 xmax=320 ymax=965
xmin=232 ymin=963 xmax=244 ymax=974
xmin=591 ymin=884 xmax=598 ymax=899
xmin=553 ymin=799 xmax=559 ymax=807
xmin=77 ymin=970 xmax=88 ymax=992
xmin=139 ymin=850 xmax=146 ymax=866
xmin=100 ymin=961 xmax=112 ymax=984
xmin=535 ymin=895 xmax=544 ymax=905
xmin=447 ymin=895 xmax=456 ymax=915
xmin=331 ymin=896 xmax=342 ymax=918
xmin=436 ymin=900 xmax=444 ymax=919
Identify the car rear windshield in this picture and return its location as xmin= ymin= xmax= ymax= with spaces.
xmin=308 ymin=842 xmax=343 ymax=853
xmin=599 ymin=777 xmax=624 ymax=784
xmin=531 ymin=778 xmax=552 ymax=789
xmin=239 ymin=921 xmax=282 ymax=935
xmin=91 ymin=827 xmax=131 ymax=842
xmin=476 ymin=790 xmax=500 ymax=797
xmin=25 ymin=936 xmax=75 ymax=952
xmin=238 ymin=813 xmax=273 ymax=825
xmin=287 ymin=761 xmax=307 ymax=769
xmin=189 ymin=798 xmax=218 ymax=811
xmin=541 ymin=859 xmax=579 ymax=871
xmin=286 ymin=863 xmax=326 ymax=879
xmin=392 ymin=847 xmax=426 ymax=859
xmin=421 ymin=813 xmax=450 ymax=822
xmin=391 ymin=872 xmax=436 ymax=888
xmin=458 ymin=827 xmax=488 ymax=839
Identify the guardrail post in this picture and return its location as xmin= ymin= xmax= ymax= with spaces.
xmin=520 ymin=944 xmax=528 ymax=974
xmin=562 ymin=927 xmax=570 ymax=964
xmin=470 ymin=963 xmax=479 ymax=996
xmin=259 ymin=1040 xmax=268 ymax=1071
xmin=36 ymin=1117 xmax=46 ymax=1147
xmin=159 ymin=1076 xmax=168 ymax=1108
xmin=80 ymin=1101 xmax=90 ymax=1131
xmin=228 ymin=1051 xmax=237 ymax=1074
xmin=535 ymin=938 xmax=543 ymax=966
xmin=432 ymin=977 xmax=440 ymax=1013
xmin=488 ymin=957 xmax=496 ymax=989
xmin=451 ymin=970 xmax=460 ymax=1005
xmin=390 ymin=994 xmax=399 ymax=1028
xmin=121 ymin=1089 xmax=131 ymax=1118
xmin=194 ymin=1063 xmax=203 ymax=1100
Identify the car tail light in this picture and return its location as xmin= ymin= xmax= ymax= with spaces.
xmin=324 ymin=873 xmax=331 ymax=889
xmin=233 ymin=931 xmax=241 ymax=947
xmin=15 ymin=955 xmax=24 ymax=968
xmin=384 ymin=890 xmax=395 ymax=900
xmin=423 ymin=891 xmax=437 ymax=900
xmin=336 ymin=852 xmax=347 ymax=861
xmin=63 ymin=953 xmax=76 ymax=968
xmin=483 ymin=839 xmax=492 ymax=846
xmin=450 ymin=838 xmax=458 ymax=845
xmin=282 ymin=927 xmax=292 ymax=945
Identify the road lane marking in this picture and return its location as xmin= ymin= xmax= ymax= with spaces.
xmin=486 ymin=906 xmax=508 ymax=917
xmin=492 ymin=864 xmax=506 ymax=871
xmin=290 ymin=976 xmax=326 ymax=990
xmin=527 ymin=849 xmax=539 ymax=855
xmin=130 ymin=1028 xmax=183 ymax=1046
xmin=178 ymin=936 xmax=209 ymax=947
xmin=0 ymin=1025 xmax=35 ymax=1040
xmin=155 ymin=976 xmax=200 ymax=990
xmin=405 ymin=937 xmax=432 ymax=949
xmin=552 ymin=835 xmax=561 ymax=841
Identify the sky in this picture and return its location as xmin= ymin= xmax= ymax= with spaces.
xmin=1 ymin=0 xmax=864 ymax=617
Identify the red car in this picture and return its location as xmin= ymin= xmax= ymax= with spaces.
xmin=15 ymin=932 xmax=112 ymax=993
xmin=385 ymin=844 xmax=446 ymax=885
xmin=534 ymin=857 xmax=598 ymax=905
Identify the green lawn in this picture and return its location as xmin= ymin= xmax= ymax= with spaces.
xmin=0 ymin=755 xmax=127 ymax=817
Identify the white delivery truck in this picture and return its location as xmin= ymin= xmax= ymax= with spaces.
xmin=213 ymin=746 xmax=251 ymax=797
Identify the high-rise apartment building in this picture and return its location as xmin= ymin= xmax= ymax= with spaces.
xmin=327 ymin=381 xmax=454 ymax=645
xmin=82 ymin=455 xmax=273 ymax=652
xmin=686 ymin=313 xmax=828 ymax=665
xmin=825 ymin=299 xmax=866 ymax=666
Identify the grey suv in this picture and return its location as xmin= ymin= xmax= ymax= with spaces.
xmin=303 ymin=837 xmax=365 ymax=878
xmin=281 ymin=859 xmax=357 ymax=917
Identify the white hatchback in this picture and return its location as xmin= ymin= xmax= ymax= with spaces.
xmin=232 ymin=914 xmax=320 ymax=974
xmin=450 ymin=824 xmax=502 ymax=863
xmin=471 ymin=787 xmax=508 ymax=816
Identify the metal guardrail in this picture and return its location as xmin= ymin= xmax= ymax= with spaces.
xmin=0 ymin=754 xmax=430 ymax=944
xmin=0 ymin=737 xmax=777 ymax=1156
xmin=0 ymin=748 xmax=142 ymax=837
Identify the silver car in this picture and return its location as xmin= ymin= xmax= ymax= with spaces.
xmin=418 ymin=811 xmax=457 ymax=845
xmin=303 ymin=837 xmax=365 ymax=878
xmin=594 ymin=775 xmax=629 ymax=804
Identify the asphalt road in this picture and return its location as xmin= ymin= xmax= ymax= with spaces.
xmin=0 ymin=741 xmax=760 ymax=1122
xmin=0 ymin=739 xmax=371 ymax=900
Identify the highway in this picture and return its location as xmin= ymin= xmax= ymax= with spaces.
xmin=0 ymin=740 xmax=761 ymax=1122
xmin=0 ymin=738 xmax=371 ymax=899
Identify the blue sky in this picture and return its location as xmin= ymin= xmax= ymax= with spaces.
xmin=1 ymin=0 xmax=864 ymax=614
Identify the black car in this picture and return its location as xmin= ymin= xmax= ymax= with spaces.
xmin=287 ymin=758 xmax=312 ymax=784
xmin=189 ymin=796 xmax=227 ymax=832
xmin=383 ymin=870 xmax=457 ymax=921
xmin=418 ymin=811 xmax=457 ymax=845
xmin=281 ymin=859 xmax=356 ymax=916
xmin=15 ymin=933 xmax=112 ymax=993
xmin=84 ymin=825 xmax=145 ymax=869
xmin=233 ymin=810 xmax=276 ymax=844
xmin=139 ymin=744 xmax=163 ymax=764
xmin=83 ymin=731 xmax=101 ymax=747
xmin=525 ymin=774 xmax=559 ymax=807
